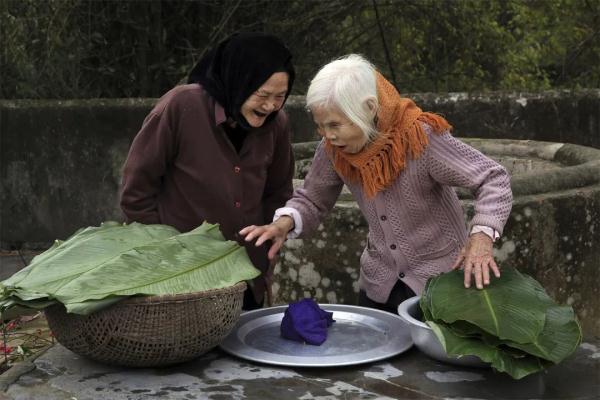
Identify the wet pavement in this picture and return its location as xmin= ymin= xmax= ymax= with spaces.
xmin=0 ymin=338 xmax=598 ymax=399
xmin=1 ymin=253 xmax=599 ymax=399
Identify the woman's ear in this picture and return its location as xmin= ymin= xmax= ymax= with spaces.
xmin=364 ymin=97 xmax=378 ymax=118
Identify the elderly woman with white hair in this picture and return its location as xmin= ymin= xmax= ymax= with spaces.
xmin=240 ymin=54 xmax=512 ymax=313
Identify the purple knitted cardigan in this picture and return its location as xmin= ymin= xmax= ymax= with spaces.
xmin=285 ymin=127 xmax=513 ymax=303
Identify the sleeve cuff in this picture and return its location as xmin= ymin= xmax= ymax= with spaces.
xmin=471 ymin=225 xmax=499 ymax=242
xmin=274 ymin=207 xmax=303 ymax=239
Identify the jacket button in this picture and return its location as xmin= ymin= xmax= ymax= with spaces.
xmin=234 ymin=166 xmax=241 ymax=173
xmin=399 ymin=272 xmax=405 ymax=278
xmin=235 ymin=201 xmax=241 ymax=208
xmin=380 ymin=215 xmax=387 ymax=221
xmin=390 ymin=244 xmax=397 ymax=250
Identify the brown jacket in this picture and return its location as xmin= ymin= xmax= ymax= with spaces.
xmin=120 ymin=84 xmax=294 ymax=300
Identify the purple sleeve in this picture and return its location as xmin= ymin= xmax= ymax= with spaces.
xmin=425 ymin=130 xmax=513 ymax=234
xmin=286 ymin=140 xmax=345 ymax=236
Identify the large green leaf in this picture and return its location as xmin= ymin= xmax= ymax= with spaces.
xmin=55 ymin=225 xmax=260 ymax=307
xmin=428 ymin=321 xmax=551 ymax=380
xmin=1 ymin=222 xmax=260 ymax=315
xmin=66 ymin=296 xmax=126 ymax=314
xmin=426 ymin=268 xmax=550 ymax=343
xmin=2 ymin=222 xmax=179 ymax=298
xmin=420 ymin=278 xmax=435 ymax=321
xmin=483 ymin=306 xmax=582 ymax=363
xmin=421 ymin=267 xmax=582 ymax=379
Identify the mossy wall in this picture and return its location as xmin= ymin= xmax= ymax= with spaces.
xmin=1 ymin=91 xmax=599 ymax=337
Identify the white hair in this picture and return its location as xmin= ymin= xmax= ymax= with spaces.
xmin=306 ymin=54 xmax=379 ymax=141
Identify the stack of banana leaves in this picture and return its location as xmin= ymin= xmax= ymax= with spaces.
xmin=421 ymin=267 xmax=582 ymax=379
xmin=0 ymin=222 xmax=260 ymax=317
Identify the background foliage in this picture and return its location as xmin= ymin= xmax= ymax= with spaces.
xmin=1 ymin=0 xmax=599 ymax=99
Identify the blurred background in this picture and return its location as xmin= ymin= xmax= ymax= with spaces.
xmin=2 ymin=0 xmax=599 ymax=99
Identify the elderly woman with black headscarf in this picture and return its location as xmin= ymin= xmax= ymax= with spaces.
xmin=120 ymin=33 xmax=296 ymax=310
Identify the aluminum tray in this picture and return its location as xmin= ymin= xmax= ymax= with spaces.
xmin=219 ymin=304 xmax=413 ymax=367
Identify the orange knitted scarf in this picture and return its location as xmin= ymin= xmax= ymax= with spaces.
xmin=325 ymin=72 xmax=452 ymax=198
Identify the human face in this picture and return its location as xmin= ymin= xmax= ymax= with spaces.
xmin=241 ymin=72 xmax=289 ymax=128
xmin=311 ymin=105 xmax=368 ymax=154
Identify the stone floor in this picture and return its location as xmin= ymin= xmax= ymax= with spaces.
xmin=1 ymin=252 xmax=599 ymax=400
xmin=0 ymin=340 xmax=598 ymax=399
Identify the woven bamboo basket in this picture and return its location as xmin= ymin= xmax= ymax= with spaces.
xmin=44 ymin=282 xmax=246 ymax=367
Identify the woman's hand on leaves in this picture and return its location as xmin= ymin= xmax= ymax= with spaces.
xmin=451 ymin=232 xmax=500 ymax=289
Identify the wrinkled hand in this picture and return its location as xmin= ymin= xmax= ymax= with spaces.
xmin=239 ymin=216 xmax=294 ymax=260
xmin=451 ymin=232 xmax=500 ymax=289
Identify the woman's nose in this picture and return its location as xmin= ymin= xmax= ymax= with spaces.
xmin=324 ymin=130 xmax=336 ymax=140
xmin=263 ymin=101 xmax=276 ymax=111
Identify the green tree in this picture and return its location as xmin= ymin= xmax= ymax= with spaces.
xmin=1 ymin=0 xmax=598 ymax=99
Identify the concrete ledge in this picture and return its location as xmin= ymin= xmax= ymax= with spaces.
xmin=4 ymin=342 xmax=599 ymax=399
xmin=286 ymin=90 xmax=600 ymax=147
xmin=1 ymin=90 xmax=598 ymax=247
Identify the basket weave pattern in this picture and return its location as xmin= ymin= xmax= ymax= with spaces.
xmin=45 ymin=282 xmax=246 ymax=367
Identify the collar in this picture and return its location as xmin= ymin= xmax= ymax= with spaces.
xmin=214 ymin=100 xmax=227 ymax=126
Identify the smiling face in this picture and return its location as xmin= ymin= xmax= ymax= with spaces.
xmin=311 ymin=105 xmax=368 ymax=154
xmin=241 ymin=72 xmax=289 ymax=128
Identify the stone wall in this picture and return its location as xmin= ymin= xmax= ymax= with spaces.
xmin=1 ymin=91 xmax=599 ymax=337
xmin=0 ymin=99 xmax=153 ymax=248
xmin=1 ymin=90 xmax=598 ymax=248
xmin=287 ymin=90 xmax=600 ymax=147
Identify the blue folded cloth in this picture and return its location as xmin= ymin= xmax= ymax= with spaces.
xmin=280 ymin=298 xmax=335 ymax=345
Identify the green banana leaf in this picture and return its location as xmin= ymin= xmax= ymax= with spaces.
xmin=428 ymin=321 xmax=551 ymax=380
xmin=420 ymin=278 xmax=435 ymax=321
xmin=67 ymin=297 xmax=126 ymax=314
xmin=55 ymin=225 xmax=259 ymax=305
xmin=1 ymin=221 xmax=260 ymax=315
xmin=481 ymin=305 xmax=582 ymax=363
xmin=2 ymin=221 xmax=180 ymax=298
xmin=421 ymin=267 xmax=581 ymax=379
xmin=424 ymin=268 xmax=550 ymax=343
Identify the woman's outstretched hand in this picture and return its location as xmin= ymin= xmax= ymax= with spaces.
xmin=451 ymin=232 xmax=500 ymax=289
xmin=239 ymin=216 xmax=295 ymax=260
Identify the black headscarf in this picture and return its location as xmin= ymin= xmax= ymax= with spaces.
xmin=188 ymin=32 xmax=295 ymax=130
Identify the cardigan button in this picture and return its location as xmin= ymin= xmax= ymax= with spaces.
xmin=234 ymin=166 xmax=241 ymax=173
xmin=399 ymin=272 xmax=405 ymax=279
xmin=380 ymin=215 xmax=387 ymax=221
xmin=235 ymin=201 xmax=241 ymax=208
xmin=390 ymin=244 xmax=397 ymax=250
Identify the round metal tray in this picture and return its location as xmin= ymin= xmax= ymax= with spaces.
xmin=219 ymin=304 xmax=413 ymax=367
